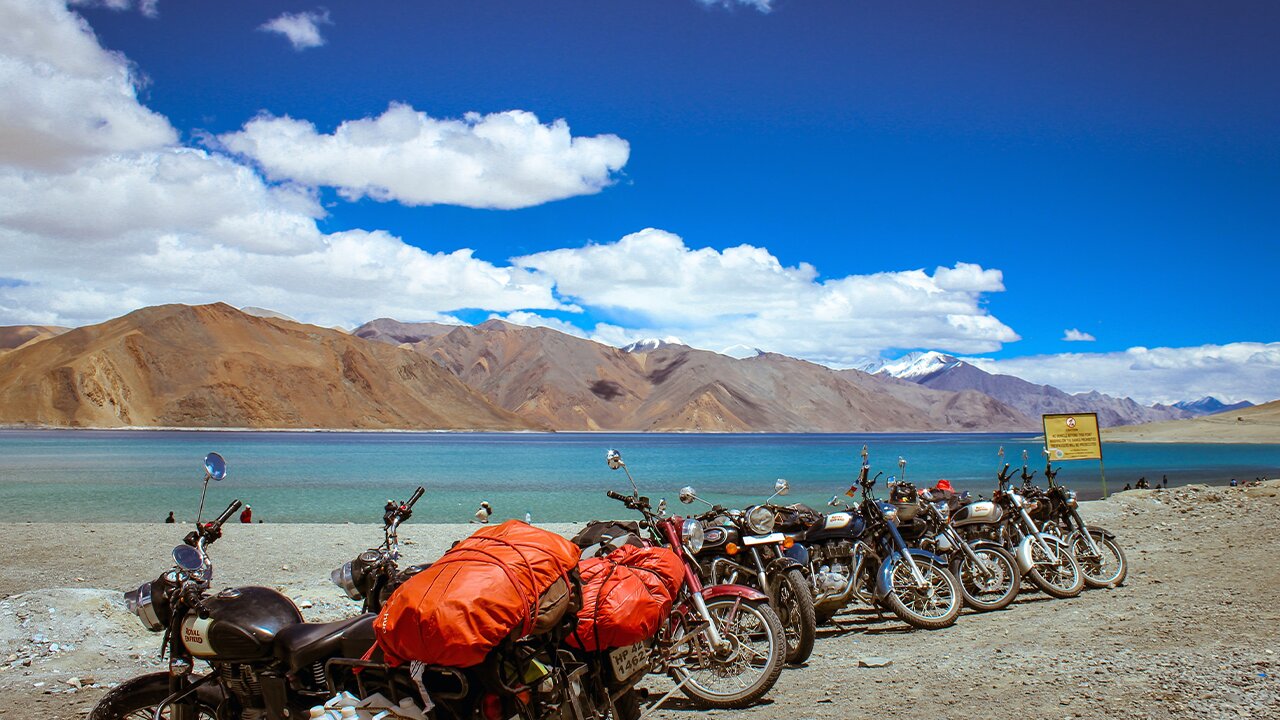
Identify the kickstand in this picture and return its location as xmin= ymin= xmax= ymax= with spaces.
xmin=637 ymin=675 xmax=693 ymax=720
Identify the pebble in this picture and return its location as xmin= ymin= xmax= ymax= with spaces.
xmin=858 ymin=657 xmax=893 ymax=668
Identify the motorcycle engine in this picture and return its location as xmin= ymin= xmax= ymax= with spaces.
xmin=815 ymin=564 xmax=851 ymax=594
xmin=217 ymin=664 xmax=266 ymax=719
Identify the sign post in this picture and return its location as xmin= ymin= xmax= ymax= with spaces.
xmin=1042 ymin=412 xmax=1107 ymax=497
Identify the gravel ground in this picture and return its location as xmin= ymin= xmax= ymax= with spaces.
xmin=1 ymin=484 xmax=1278 ymax=720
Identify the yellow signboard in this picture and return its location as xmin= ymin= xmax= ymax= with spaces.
xmin=1043 ymin=413 xmax=1103 ymax=461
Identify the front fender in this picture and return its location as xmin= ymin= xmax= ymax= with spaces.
xmin=874 ymin=549 xmax=946 ymax=599
xmin=702 ymin=583 xmax=770 ymax=603
xmin=1085 ymin=525 xmax=1116 ymax=540
xmin=765 ymin=556 xmax=803 ymax=576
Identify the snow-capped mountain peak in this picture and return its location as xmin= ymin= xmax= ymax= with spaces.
xmin=719 ymin=344 xmax=765 ymax=359
xmin=621 ymin=336 xmax=684 ymax=353
xmin=876 ymin=351 xmax=963 ymax=380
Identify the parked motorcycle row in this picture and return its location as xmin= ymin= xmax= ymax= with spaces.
xmin=95 ymin=445 xmax=1127 ymax=720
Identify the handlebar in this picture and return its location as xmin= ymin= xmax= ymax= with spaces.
xmin=997 ymin=463 xmax=1012 ymax=482
xmin=406 ymin=486 xmax=425 ymax=509
xmin=213 ymin=499 xmax=242 ymax=528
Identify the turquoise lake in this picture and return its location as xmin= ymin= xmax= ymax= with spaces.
xmin=0 ymin=430 xmax=1276 ymax=523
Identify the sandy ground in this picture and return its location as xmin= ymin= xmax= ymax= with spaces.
xmin=1105 ymin=401 xmax=1280 ymax=444
xmin=2 ymin=486 xmax=1279 ymax=720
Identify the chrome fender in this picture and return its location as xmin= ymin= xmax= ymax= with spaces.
xmin=1085 ymin=524 xmax=1116 ymax=540
xmin=875 ymin=549 xmax=946 ymax=599
xmin=1016 ymin=533 xmax=1067 ymax=573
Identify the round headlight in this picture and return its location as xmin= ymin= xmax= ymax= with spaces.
xmin=1066 ymin=490 xmax=1078 ymax=507
xmin=124 ymin=582 xmax=164 ymax=631
xmin=745 ymin=506 xmax=775 ymax=535
xmin=682 ymin=518 xmax=705 ymax=554
xmin=878 ymin=502 xmax=899 ymax=523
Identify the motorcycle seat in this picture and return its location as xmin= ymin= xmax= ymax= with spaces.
xmin=274 ymin=614 xmax=375 ymax=672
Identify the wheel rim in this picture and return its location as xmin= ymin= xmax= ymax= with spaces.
xmin=1072 ymin=534 xmax=1123 ymax=584
xmin=1032 ymin=541 xmax=1079 ymax=590
xmin=890 ymin=561 xmax=956 ymax=620
xmin=673 ymin=600 xmax=776 ymax=699
xmin=961 ymin=549 xmax=1014 ymax=603
xmin=122 ymin=707 xmax=216 ymax=720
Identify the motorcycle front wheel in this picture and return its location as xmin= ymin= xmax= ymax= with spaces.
xmin=1069 ymin=529 xmax=1128 ymax=589
xmin=953 ymin=545 xmax=1019 ymax=612
xmin=90 ymin=673 xmax=222 ymax=720
xmin=670 ymin=597 xmax=786 ymax=709
xmin=769 ymin=568 xmax=817 ymax=664
xmin=1027 ymin=537 xmax=1085 ymax=598
xmin=883 ymin=558 xmax=961 ymax=629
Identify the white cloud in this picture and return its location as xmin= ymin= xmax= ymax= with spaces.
xmin=258 ymin=8 xmax=331 ymax=51
xmin=515 ymin=228 xmax=1019 ymax=365
xmin=219 ymin=104 xmax=630 ymax=210
xmin=0 ymin=0 xmax=176 ymax=171
xmin=68 ymin=0 xmax=157 ymax=17
xmin=697 ymin=0 xmax=773 ymax=13
xmin=1063 ymin=328 xmax=1096 ymax=342
xmin=969 ymin=343 xmax=1280 ymax=405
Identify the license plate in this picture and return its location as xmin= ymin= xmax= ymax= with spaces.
xmin=609 ymin=642 xmax=648 ymax=682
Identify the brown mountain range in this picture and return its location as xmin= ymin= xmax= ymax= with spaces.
xmin=0 ymin=304 xmax=534 ymax=430
xmin=395 ymin=320 xmax=1034 ymax=432
xmin=0 ymin=325 xmax=69 ymax=353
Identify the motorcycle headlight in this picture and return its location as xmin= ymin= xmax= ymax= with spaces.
xmin=1066 ymin=490 xmax=1078 ymax=508
xmin=124 ymin=582 xmax=164 ymax=631
xmin=330 ymin=561 xmax=363 ymax=600
xmin=745 ymin=506 xmax=775 ymax=535
xmin=878 ymin=502 xmax=899 ymax=523
xmin=682 ymin=518 xmax=705 ymax=554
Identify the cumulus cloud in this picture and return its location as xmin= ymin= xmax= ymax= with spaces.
xmin=68 ymin=0 xmax=157 ymax=17
xmin=258 ymin=8 xmax=332 ymax=50
xmin=1063 ymin=328 xmax=1096 ymax=342
xmin=219 ymin=104 xmax=630 ymax=210
xmin=0 ymin=0 xmax=176 ymax=171
xmin=697 ymin=0 xmax=773 ymax=12
xmin=968 ymin=343 xmax=1280 ymax=405
xmin=515 ymin=229 xmax=1019 ymax=365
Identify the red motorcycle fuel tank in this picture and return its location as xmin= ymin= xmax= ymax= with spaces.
xmin=181 ymin=586 xmax=303 ymax=661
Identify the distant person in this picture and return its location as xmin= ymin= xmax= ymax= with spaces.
xmin=239 ymin=505 xmax=253 ymax=523
xmin=1230 ymin=478 xmax=1238 ymax=487
xmin=165 ymin=511 xmax=175 ymax=523
xmin=1162 ymin=475 xmax=1168 ymax=488
xmin=1123 ymin=483 xmax=1131 ymax=491
xmin=524 ymin=510 xmax=533 ymax=524
xmin=473 ymin=501 xmax=493 ymax=524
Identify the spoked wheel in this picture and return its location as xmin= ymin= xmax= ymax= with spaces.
xmin=883 ymin=557 xmax=961 ymax=629
xmin=953 ymin=545 xmax=1019 ymax=612
xmin=1027 ymin=537 xmax=1085 ymax=598
xmin=670 ymin=597 xmax=786 ymax=709
xmin=90 ymin=674 xmax=221 ymax=720
xmin=769 ymin=568 xmax=816 ymax=664
xmin=1069 ymin=530 xmax=1127 ymax=589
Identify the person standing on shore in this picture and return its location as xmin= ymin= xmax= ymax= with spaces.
xmin=165 ymin=511 xmax=175 ymax=523
xmin=240 ymin=505 xmax=253 ymax=523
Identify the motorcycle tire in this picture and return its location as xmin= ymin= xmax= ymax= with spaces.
xmin=883 ymin=558 xmax=961 ymax=630
xmin=672 ymin=597 xmax=786 ymax=709
xmin=610 ymin=687 xmax=643 ymax=720
xmin=952 ymin=545 xmax=1019 ymax=612
xmin=90 ymin=672 xmax=223 ymax=720
xmin=1026 ymin=537 xmax=1085 ymax=598
xmin=1069 ymin=529 xmax=1128 ymax=589
xmin=769 ymin=568 xmax=817 ymax=664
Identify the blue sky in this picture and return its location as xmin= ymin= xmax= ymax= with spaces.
xmin=1 ymin=0 xmax=1278 ymax=403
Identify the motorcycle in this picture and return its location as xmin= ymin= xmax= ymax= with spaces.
xmin=97 ymin=455 xmax=647 ymax=720
xmin=778 ymin=448 xmax=961 ymax=630
xmin=600 ymin=450 xmax=786 ymax=709
xmin=890 ymin=480 xmax=1021 ymax=612
xmin=1021 ymin=454 xmax=1128 ymax=589
xmin=331 ymin=486 xmax=431 ymax=613
xmin=951 ymin=456 xmax=1085 ymax=599
xmin=681 ymin=478 xmax=817 ymax=664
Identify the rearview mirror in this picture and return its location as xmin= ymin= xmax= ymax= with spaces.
xmin=679 ymin=486 xmax=697 ymax=504
xmin=774 ymin=478 xmax=790 ymax=496
xmin=204 ymin=452 xmax=227 ymax=481
xmin=606 ymin=449 xmax=623 ymax=470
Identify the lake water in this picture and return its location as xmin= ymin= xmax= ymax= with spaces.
xmin=0 ymin=430 xmax=1276 ymax=523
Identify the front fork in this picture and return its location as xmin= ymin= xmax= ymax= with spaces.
xmin=1018 ymin=510 xmax=1060 ymax=563
xmin=1069 ymin=509 xmax=1102 ymax=555
xmin=885 ymin=523 xmax=928 ymax=586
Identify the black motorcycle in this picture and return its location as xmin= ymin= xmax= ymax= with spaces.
xmin=951 ymin=461 xmax=1085 ymax=599
xmin=784 ymin=447 xmax=962 ymax=630
xmin=95 ymin=455 xmax=646 ymax=720
xmin=681 ymin=479 xmax=817 ymax=664
xmin=331 ymin=486 xmax=432 ymax=613
xmin=1022 ymin=457 xmax=1128 ymax=589
xmin=890 ymin=480 xmax=1021 ymax=612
